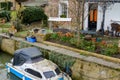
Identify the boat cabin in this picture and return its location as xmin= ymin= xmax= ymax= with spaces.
xmin=13 ymin=47 xmax=43 ymax=66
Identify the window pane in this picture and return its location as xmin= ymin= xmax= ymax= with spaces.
xmin=55 ymin=68 xmax=61 ymax=75
xmin=61 ymin=3 xmax=67 ymax=17
xmin=43 ymin=71 xmax=55 ymax=78
xmin=25 ymin=69 xmax=42 ymax=78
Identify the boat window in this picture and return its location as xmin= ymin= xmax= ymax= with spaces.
xmin=43 ymin=71 xmax=55 ymax=79
xmin=25 ymin=68 xmax=42 ymax=78
xmin=55 ymin=68 xmax=61 ymax=75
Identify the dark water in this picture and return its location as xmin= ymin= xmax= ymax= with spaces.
xmin=0 ymin=52 xmax=20 ymax=80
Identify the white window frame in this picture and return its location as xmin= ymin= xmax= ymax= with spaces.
xmin=58 ymin=0 xmax=68 ymax=18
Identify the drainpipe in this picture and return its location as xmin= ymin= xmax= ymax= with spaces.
xmin=82 ymin=0 xmax=85 ymax=30
xmin=101 ymin=3 xmax=106 ymax=35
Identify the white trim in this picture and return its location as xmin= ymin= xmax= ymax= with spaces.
xmin=48 ymin=17 xmax=71 ymax=22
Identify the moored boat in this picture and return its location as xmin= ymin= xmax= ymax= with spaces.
xmin=6 ymin=47 xmax=72 ymax=80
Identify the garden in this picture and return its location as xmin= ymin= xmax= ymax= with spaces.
xmin=43 ymin=30 xmax=120 ymax=58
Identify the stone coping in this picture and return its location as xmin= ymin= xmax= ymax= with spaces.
xmin=1 ymin=33 xmax=120 ymax=69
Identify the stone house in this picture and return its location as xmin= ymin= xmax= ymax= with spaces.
xmin=44 ymin=0 xmax=82 ymax=30
xmin=44 ymin=0 xmax=120 ymax=32
xmin=2 ymin=0 xmax=120 ymax=32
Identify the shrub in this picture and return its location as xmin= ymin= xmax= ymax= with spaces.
xmin=0 ymin=10 xmax=11 ymax=21
xmin=102 ymin=43 xmax=118 ymax=56
xmin=79 ymin=40 xmax=95 ymax=52
xmin=60 ymin=36 xmax=70 ymax=42
xmin=13 ymin=19 xmax=23 ymax=31
xmin=50 ymin=33 xmax=59 ymax=40
xmin=18 ymin=7 xmax=48 ymax=25
xmin=43 ymin=33 xmax=52 ymax=41
xmin=70 ymin=38 xmax=77 ymax=46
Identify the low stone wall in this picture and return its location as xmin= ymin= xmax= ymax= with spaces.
xmin=1 ymin=38 xmax=15 ymax=55
xmin=72 ymin=59 xmax=120 ymax=80
xmin=0 ymin=36 xmax=120 ymax=80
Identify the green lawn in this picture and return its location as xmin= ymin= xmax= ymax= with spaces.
xmin=14 ymin=31 xmax=28 ymax=38
xmin=0 ymin=23 xmax=11 ymax=28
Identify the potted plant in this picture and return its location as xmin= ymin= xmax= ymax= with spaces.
xmin=60 ymin=14 xmax=67 ymax=18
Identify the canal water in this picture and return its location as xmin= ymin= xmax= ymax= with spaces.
xmin=0 ymin=52 xmax=20 ymax=80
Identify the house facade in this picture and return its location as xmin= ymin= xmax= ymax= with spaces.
xmin=44 ymin=0 xmax=83 ymax=30
xmin=45 ymin=0 xmax=120 ymax=32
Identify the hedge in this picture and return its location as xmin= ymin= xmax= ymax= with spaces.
xmin=19 ymin=7 xmax=48 ymax=25
xmin=0 ymin=10 xmax=11 ymax=21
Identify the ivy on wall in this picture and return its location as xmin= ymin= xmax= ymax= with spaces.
xmin=49 ymin=51 xmax=75 ymax=70
xmin=16 ymin=41 xmax=33 ymax=49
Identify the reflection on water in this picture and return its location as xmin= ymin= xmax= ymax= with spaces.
xmin=0 ymin=52 xmax=20 ymax=80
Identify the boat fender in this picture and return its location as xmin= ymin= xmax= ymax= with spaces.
xmin=7 ymin=67 xmax=10 ymax=73
xmin=22 ymin=76 xmax=25 ymax=80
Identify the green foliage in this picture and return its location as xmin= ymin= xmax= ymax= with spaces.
xmin=0 ymin=2 xmax=13 ymax=10
xmin=10 ymin=11 xmax=17 ymax=21
xmin=80 ymin=40 xmax=95 ymax=52
xmin=49 ymin=52 xmax=75 ymax=69
xmin=18 ymin=7 xmax=48 ymax=24
xmin=60 ymin=14 xmax=67 ymax=18
xmin=102 ymin=43 xmax=118 ymax=56
xmin=60 ymin=36 xmax=71 ymax=42
xmin=14 ymin=31 xmax=28 ymax=38
xmin=43 ymin=33 xmax=52 ymax=41
xmin=70 ymin=38 xmax=77 ymax=46
xmin=0 ymin=10 xmax=11 ymax=21
xmin=18 ymin=42 xmax=32 ymax=49
xmin=50 ymin=33 xmax=59 ymax=40
xmin=70 ymin=38 xmax=95 ymax=52
xmin=13 ymin=19 xmax=22 ymax=31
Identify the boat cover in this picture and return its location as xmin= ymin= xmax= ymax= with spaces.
xmin=13 ymin=47 xmax=43 ymax=66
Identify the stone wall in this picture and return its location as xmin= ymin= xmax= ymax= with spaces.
xmin=0 ymin=37 xmax=120 ymax=80
xmin=72 ymin=59 xmax=120 ymax=80
xmin=1 ymin=38 xmax=15 ymax=55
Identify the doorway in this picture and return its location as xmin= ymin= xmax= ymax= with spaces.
xmin=88 ymin=3 xmax=98 ymax=31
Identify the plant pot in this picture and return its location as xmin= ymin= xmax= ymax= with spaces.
xmin=101 ymin=40 xmax=106 ymax=45
xmin=26 ymin=37 xmax=36 ymax=43
xmin=96 ymin=38 xmax=102 ymax=42
xmin=91 ymin=38 xmax=96 ymax=42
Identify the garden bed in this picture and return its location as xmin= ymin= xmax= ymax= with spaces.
xmin=44 ymin=32 xmax=120 ymax=59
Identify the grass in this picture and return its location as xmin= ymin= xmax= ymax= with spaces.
xmin=0 ymin=23 xmax=11 ymax=28
xmin=14 ymin=31 xmax=28 ymax=38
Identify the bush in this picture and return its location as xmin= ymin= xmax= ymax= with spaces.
xmin=50 ymin=33 xmax=59 ymax=40
xmin=79 ymin=40 xmax=95 ymax=52
xmin=0 ymin=10 xmax=11 ymax=21
xmin=18 ymin=7 xmax=48 ymax=25
xmin=44 ymin=33 xmax=52 ymax=41
xmin=102 ymin=43 xmax=118 ymax=56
